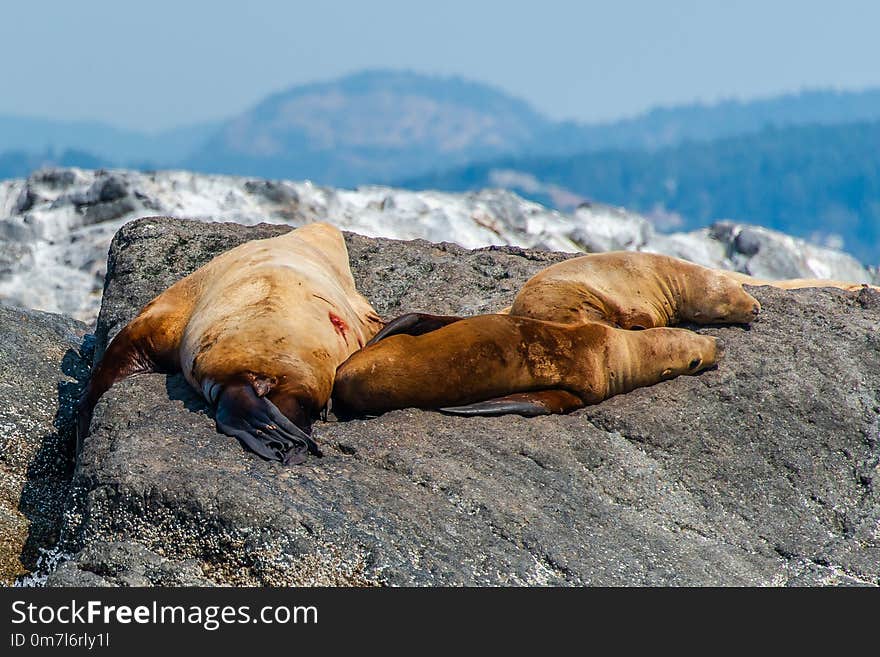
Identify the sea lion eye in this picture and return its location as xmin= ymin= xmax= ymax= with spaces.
xmin=689 ymin=358 xmax=702 ymax=370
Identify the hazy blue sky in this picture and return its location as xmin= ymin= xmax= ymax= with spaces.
xmin=2 ymin=0 xmax=879 ymax=131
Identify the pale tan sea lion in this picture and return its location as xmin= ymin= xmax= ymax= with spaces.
xmin=78 ymin=222 xmax=383 ymax=464
xmin=722 ymin=271 xmax=880 ymax=292
xmin=332 ymin=314 xmax=717 ymax=418
xmin=507 ymin=251 xmax=761 ymax=329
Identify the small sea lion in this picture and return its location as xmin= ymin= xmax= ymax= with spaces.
xmin=507 ymin=251 xmax=761 ymax=329
xmin=721 ymin=271 xmax=880 ymax=292
xmin=332 ymin=314 xmax=717 ymax=418
xmin=369 ymin=253 xmax=761 ymax=349
xmin=78 ymin=222 xmax=383 ymax=464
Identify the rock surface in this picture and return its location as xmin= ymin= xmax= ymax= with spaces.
xmin=1 ymin=168 xmax=875 ymax=324
xmin=0 ymin=306 xmax=88 ymax=585
xmin=50 ymin=217 xmax=880 ymax=586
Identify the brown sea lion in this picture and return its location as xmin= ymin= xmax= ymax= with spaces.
xmin=507 ymin=251 xmax=761 ymax=329
xmin=79 ymin=222 xmax=383 ymax=464
xmin=332 ymin=314 xmax=717 ymax=418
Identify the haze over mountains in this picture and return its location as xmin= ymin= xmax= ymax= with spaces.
xmin=0 ymin=117 xmax=219 ymax=170
xmin=2 ymin=70 xmax=880 ymax=261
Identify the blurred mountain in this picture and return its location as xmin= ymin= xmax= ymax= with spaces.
xmin=5 ymin=71 xmax=880 ymax=185
xmin=183 ymin=70 xmax=553 ymax=186
xmin=185 ymin=74 xmax=880 ymax=185
xmin=536 ymin=87 xmax=880 ymax=154
xmin=403 ymin=120 xmax=880 ymax=263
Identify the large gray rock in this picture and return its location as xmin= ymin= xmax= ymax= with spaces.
xmin=0 ymin=306 xmax=88 ymax=584
xmin=59 ymin=217 xmax=880 ymax=586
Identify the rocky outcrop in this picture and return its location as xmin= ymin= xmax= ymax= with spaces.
xmin=46 ymin=217 xmax=880 ymax=586
xmin=1 ymin=168 xmax=876 ymax=324
xmin=0 ymin=307 xmax=88 ymax=585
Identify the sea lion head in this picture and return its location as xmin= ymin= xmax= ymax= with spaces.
xmin=687 ymin=274 xmax=761 ymax=325
xmin=656 ymin=333 xmax=719 ymax=381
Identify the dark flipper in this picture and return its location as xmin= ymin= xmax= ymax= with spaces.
xmin=215 ymin=383 xmax=320 ymax=465
xmin=439 ymin=390 xmax=584 ymax=417
xmin=367 ymin=312 xmax=464 ymax=346
xmin=76 ymin=319 xmax=171 ymax=456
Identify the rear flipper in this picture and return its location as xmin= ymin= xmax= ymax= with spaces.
xmin=439 ymin=390 xmax=584 ymax=417
xmin=77 ymin=284 xmax=193 ymax=455
xmin=215 ymin=383 xmax=321 ymax=465
xmin=77 ymin=317 xmax=177 ymax=456
xmin=367 ymin=312 xmax=464 ymax=346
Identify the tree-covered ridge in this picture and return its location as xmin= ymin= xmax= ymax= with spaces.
xmin=404 ymin=120 xmax=880 ymax=264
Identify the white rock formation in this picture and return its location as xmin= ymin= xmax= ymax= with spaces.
xmin=0 ymin=168 xmax=875 ymax=325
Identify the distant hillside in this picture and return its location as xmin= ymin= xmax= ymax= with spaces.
xmin=5 ymin=71 xmax=880 ymax=186
xmin=536 ymin=87 xmax=880 ymax=155
xmin=403 ymin=120 xmax=880 ymax=264
xmin=185 ymin=76 xmax=880 ymax=185
xmin=184 ymin=70 xmax=554 ymax=187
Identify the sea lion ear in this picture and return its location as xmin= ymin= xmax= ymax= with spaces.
xmin=366 ymin=312 xmax=464 ymax=346
xmin=215 ymin=383 xmax=320 ymax=465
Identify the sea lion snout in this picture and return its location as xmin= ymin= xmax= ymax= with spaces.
xmin=673 ymin=333 xmax=717 ymax=375
xmin=331 ymin=358 xmax=375 ymax=418
xmin=702 ymin=335 xmax=719 ymax=367
xmin=725 ymin=280 xmax=762 ymax=322
xmin=707 ymin=289 xmax=761 ymax=324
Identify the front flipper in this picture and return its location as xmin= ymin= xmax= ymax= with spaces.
xmin=367 ymin=312 xmax=463 ymax=346
xmin=215 ymin=384 xmax=320 ymax=465
xmin=439 ymin=390 xmax=584 ymax=417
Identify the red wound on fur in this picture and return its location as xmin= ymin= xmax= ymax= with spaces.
xmin=329 ymin=312 xmax=348 ymax=338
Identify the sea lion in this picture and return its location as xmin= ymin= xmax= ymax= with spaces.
xmin=78 ymin=222 xmax=383 ymax=464
xmin=367 ymin=253 xmax=761 ymax=348
xmin=507 ymin=251 xmax=761 ymax=329
xmin=721 ymin=271 xmax=880 ymax=292
xmin=332 ymin=314 xmax=717 ymax=418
